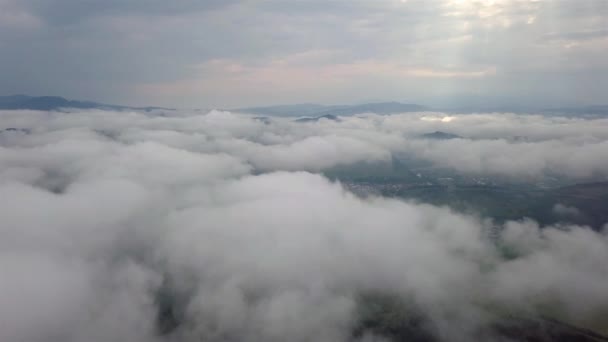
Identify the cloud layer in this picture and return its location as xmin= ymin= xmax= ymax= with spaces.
xmin=4 ymin=108 xmax=608 ymax=179
xmin=1 ymin=0 xmax=607 ymax=107
xmin=1 ymin=108 xmax=608 ymax=341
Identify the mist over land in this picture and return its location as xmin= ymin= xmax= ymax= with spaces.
xmin=2 ymin=105 xmax=608 ymax=341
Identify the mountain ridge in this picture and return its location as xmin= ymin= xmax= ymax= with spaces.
xmin=0 ymin=95 xmax=171 ymax=112
xmin=235 ymin=101 xmax=430 ymax=117
xmin=3 ymin=95 xmax=608 ymax=118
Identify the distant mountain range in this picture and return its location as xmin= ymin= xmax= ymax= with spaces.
xmin=2 ymin=95 xmax=608 ymax=118
xmin=235 ymin=102 xmax=430 ymax=117
xmin=237 ymin=102 xmax=608 ymax=118
xmin=0 ymin=95 xmax=170 ymax=112
xmin=542 ymin=105 xmax=608 ymax=117
xmin=420 ymin=131 xmax=463 ymax=140
xmin=440 ymin=104 xmax=608 ymax=117
xmin=294 ymin=114 xmax=340 ymax=123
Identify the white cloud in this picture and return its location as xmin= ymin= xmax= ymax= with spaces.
xmin=1 ymin=108 xmax=608 ymax=341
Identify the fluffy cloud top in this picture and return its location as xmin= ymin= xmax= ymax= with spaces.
xmin=4 ymin=109 xmax=608 ymax=179
xmin=1 ymin=108 xmax=608 ymax=341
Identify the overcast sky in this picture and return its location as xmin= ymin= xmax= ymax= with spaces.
xmin=1 ymin=0 xmax=607 ymax=108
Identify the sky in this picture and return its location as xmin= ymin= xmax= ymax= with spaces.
xmin=1 ymin=0 xmax=607 ymax=108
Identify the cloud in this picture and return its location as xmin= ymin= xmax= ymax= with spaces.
xmin=9 ymin=0 xmax=240 ymax=25
xmin=1 ymin=1 xmax=607 ymax=107
xmin=4 ymin=109 xmax=608 ymax=180
xmin=1 ymin=108 xmax=608 ymax=341
xmin=0 ymin=1 xmax=42 ymax=30
xmin=552 ymin=203 xmax=581 ymax=218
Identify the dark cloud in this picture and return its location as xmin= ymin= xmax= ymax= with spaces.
xmin=12 ymin=0 xmax=239 ymax=25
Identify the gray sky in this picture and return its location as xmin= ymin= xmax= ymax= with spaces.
xmin=1 ymin=0 xmax=607 ymax=108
